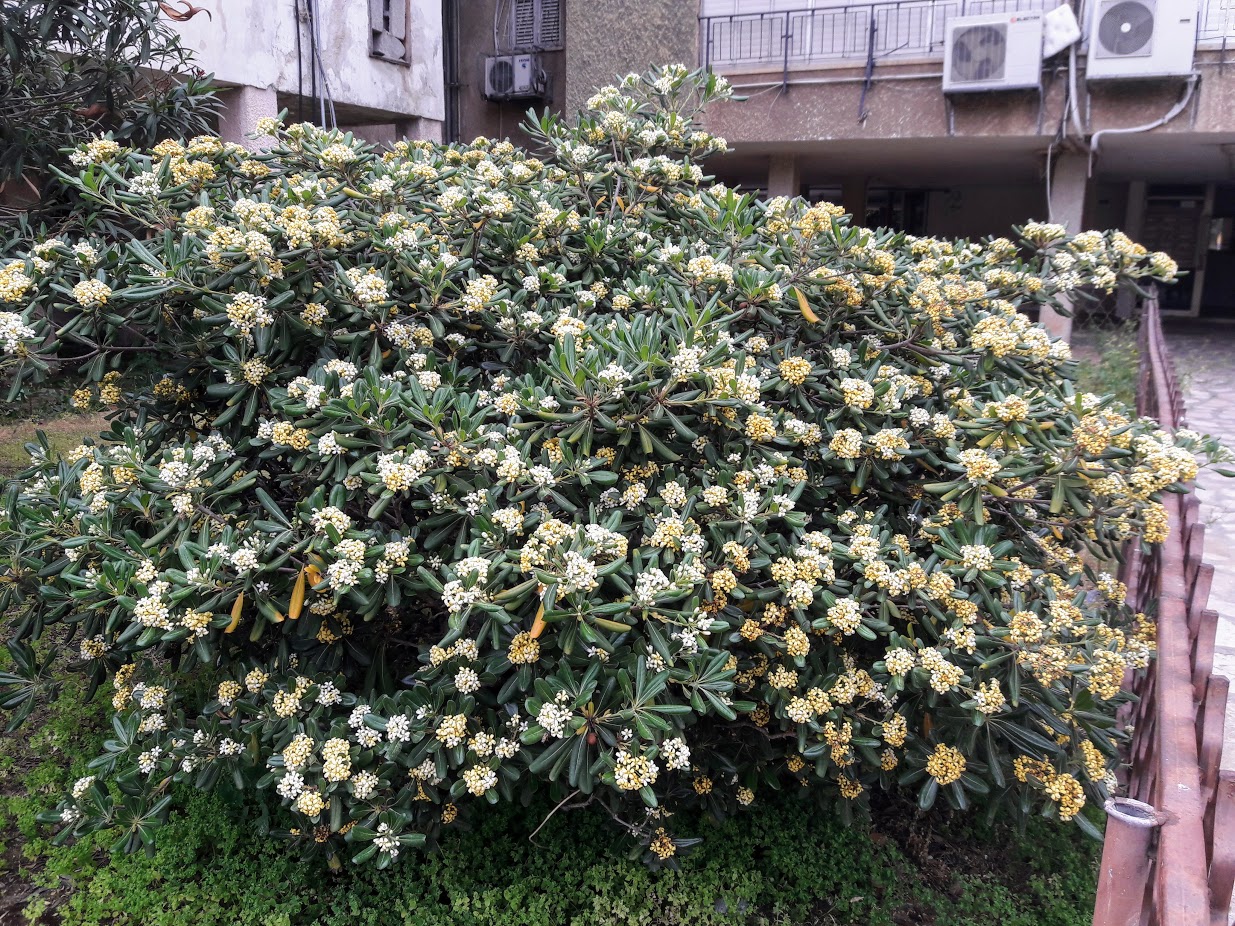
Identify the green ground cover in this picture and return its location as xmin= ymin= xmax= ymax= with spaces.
xmin=0 ymin=648 xmax=1098 ymax=926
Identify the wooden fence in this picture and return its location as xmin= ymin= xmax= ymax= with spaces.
xmin=1092 ymin=296 xmax=1235 ymax=926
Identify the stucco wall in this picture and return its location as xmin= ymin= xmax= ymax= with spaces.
xmin=564 ymin=1 xmax=697 ymax=116
xmin=703 ymin=61 xmax=1057 ymax=146
xmin=701 ymin=49 xmax=1235 ymax=178
xmin=925 ymin=185 xmax=1048 ymax=239
xmin=175 ymin=0 xmax=444 ymax=123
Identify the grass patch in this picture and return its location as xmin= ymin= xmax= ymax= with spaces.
xmin=1073 ymin=321 xmax=1140 ymax=409
xmin=0 ymin=659 xmax=1100 ymax=926
xmin=0 ymin=413 xmax=109 ymax=477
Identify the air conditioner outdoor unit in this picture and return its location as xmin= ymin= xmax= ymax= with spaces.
xmin=943 ymin=11 xmax=1044 ymax=94
xmin=1086 ymin=0 xmax=1197 ymax=80
xmin=484 ymin=54 xmax=546 ymax=101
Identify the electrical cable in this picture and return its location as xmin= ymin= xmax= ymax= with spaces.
xmin=494 ymin=0 xmax=508 ymax=53
xmin=1089 ymin=74 xmax=1199 ymax=175
xmin=857 ymin=13 xmax=877 ymax=123
xmin=311 ymin=0 xmax=325 ymax=127
xmin=1046 ymin=138 xmax=1055 ymax=222
xmin=1045 ymin=117 xmax=1067 ymax=224
xmin=1067 ymin=41 xmax=1086 ymax=139
xmin=294 ymin=0 xmax=304 ymax=122
xmin=444 ymin=0 xmax=460 ymax=142
xmin=305 ymin=0 xmax=336 ymax=129
xmin=320 ymin=9 xmax=337 ymax=128
xmin=307 ymin=0 xmax=317 ymax=123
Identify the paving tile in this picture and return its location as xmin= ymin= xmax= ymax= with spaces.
xmin=1166 ymin=327 xmax=1235 ymax=773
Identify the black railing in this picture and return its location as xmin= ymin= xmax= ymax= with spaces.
xmin=1199 ymin=0 xmax=1235 ymax=43
xmin=701 ymin=0 xmax=1235 ymax=72
xmin=700 ymin=0 xmax=1059 ymax=70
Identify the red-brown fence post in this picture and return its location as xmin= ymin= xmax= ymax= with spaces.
xmin=1093 ymin=798 xmax=1159 ymax=926
xmin=1093 ymin=292 xmax=1230 ymax=926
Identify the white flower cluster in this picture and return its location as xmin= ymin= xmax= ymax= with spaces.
xmin=0 ymin=312 xmax=35 ymax=353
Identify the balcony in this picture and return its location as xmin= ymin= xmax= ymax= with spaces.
xmin=1199 ymin=0 xmax=1235 ymax=46
xmin=700 ymin=0 xmax=1235 ymax=74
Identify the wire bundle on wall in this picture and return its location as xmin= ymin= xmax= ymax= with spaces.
xmin=292 ymin=0 xmax=337 ymax=129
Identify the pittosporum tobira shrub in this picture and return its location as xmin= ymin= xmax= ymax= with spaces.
xmin=0 ymin=66 xmax=1224 ymax=867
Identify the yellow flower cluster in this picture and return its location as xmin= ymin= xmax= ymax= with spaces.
xmin=926 ymin=744 xmax=966 ymax=785
xmin=508 ymin=632 xmax=540 ymax=664
xmin=72 ymin=279 xmax=112 ymax=308
xmin=778 ymin=356 xmax=812 ymax=386
xmin=0 ymin=261 xmax=34 ymax=303
xmin=830 ymin=428 xmax=863 ymax=458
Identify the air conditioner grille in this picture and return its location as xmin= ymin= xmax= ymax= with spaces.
xmin=950 ymin=24 xmax=1008 ymax=83
xmin=1096 ymin=0 xmax=1155 ymax=58
xmin=489 ymin=59 xmax=515 ymax=95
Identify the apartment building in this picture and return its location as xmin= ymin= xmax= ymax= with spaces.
xmin=456 ymin=0 xmax=1235 ymax=332
xmin=173 ymin=0 xmax=445 ymax=146
xmin=445 ymin=0 xmax=696 ymax=149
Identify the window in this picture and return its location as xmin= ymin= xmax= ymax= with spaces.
xmin=511 ymin=0 xmax=562 ymax=51
xmin=370 ymin=0 xmax=410 ymax=63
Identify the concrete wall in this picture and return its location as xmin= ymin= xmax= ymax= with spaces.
xmin=701 ymin=0 xmax=857 ymax=10
xmin=564 ymin=0 xmax=698 ymax=116
xmin=925 ymin=185 xmax=1048 ymax=239
xmin=701 ymin=51 xmax=1235 ymax=184
xmin=175 ymin=0 xmax=444 ymax=125
xmin=703 ymin=65 xmax=1219 ymax=148
xmin=1088 ymin=181 xmax=1133 ymax=233
xmin=704 ymin=60 xmax=1060 ymax=148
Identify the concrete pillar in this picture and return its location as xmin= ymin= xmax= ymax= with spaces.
xmin=767 ymin=154 xmax=800 ymax=200
xmin=1116 ymin=180 xmax=1148 ymax=319
xmin=842 ymin=176 xmax=868 ymax=226
xmin=1041 ymin=151 xmax=1090 ymax=341
xmin=1048 ymin=151 xmax=1089 ymax=232
xmin=217 ymin=85 xmax=279 ymax=151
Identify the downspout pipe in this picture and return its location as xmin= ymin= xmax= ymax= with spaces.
xmin=443 ymin=0 xmax=461 ymax=143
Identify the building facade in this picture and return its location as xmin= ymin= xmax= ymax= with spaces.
xmin=454 ymin=0 xmax=1235 ymax=332
xmin=449 ymin=0 xmax=697 ymax=148
xmin=174 ymin=0 xmax=445 ymax=146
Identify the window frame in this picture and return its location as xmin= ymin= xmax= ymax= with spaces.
xmin=370 ymin=0 xmax=412 ymax=65
xmin=510 ymin=0 xmax=563 ymax=52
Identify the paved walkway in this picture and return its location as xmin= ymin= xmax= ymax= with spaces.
xmin=1167 ymin=325 xmax=1235 ymax=769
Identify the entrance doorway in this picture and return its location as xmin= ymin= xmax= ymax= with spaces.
xmin=1200 ymin=184 xmax=1235 ymax=319
xmin=1140 ymin=184 xmax=1206 ymax=316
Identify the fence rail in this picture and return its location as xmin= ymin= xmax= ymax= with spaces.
xmin=1092 ymin=295 xmax=1235 ymax=926
xmin=701 ymin=0 xmax=1235 ymax=72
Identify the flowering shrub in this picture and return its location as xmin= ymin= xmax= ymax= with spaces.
xmin=1 ymin=0 xmax=218 ymax=226
xmin=0 ymin=66 xmax=1222 ymax=866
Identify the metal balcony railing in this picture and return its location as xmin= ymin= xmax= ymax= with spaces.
xmin=701 ymin=0 xmax=1235 ymax=73
xmin=700 ymin=0 xmax=1058 ymax=71
xmin=1199 ymin=0 xmax=1235 ymax=43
